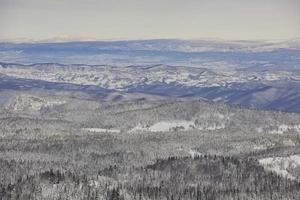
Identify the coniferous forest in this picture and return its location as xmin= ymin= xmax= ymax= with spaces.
xmin=1 ymin=154 xmax=300 ymax=200
xmin=0 ymin=92 xmax=300 ymax=199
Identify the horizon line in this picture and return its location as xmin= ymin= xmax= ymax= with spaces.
xmin=1 ymin=36 xmax=299 ymax=44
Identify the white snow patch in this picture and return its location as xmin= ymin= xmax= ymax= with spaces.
xmin=259 ymin=155 xmax=300 ymax=180
xmin=129 ymin=120 xmax=195 ymax=133
xmin=256 ymin=127 xmax=263 ymax=133
xmin=8 ymin=95 xmax=66 ymax=111
xmin=1 ymin=64 xmax=298 ymax=91
xmin=253 ymin=145 xmax=267 ymax=151
xmin=215 ymin=113 xmax=225 ymax=119
xmin=189 ymin=149 xmax=202 ymax=158
xmin=89 ymin=180 xmax=100 ymax=187
xmin=83 ymin=128 xmax=120 ymax=133
xmin=205 ymin=123 xmax=226 ymax=130
xmin=149 ymin=121 xmax=195 ymax=132
xmin=130 ymin=120 xmax=226 ymax=133
xmin=283 ymin=139 xmax=296 ymax=147
xmin=269 ymin=124 xmax=300 ymax=134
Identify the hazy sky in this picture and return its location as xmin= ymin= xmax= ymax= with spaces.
xmin=0 ymin=0 xmax=299 ymax=41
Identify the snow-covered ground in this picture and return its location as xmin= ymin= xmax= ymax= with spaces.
xmin=259 ymin=155 xmax=300 ymax=180
xmin=268 ymin=124 xmax=300 ymax=134
xmin=256 ymin=124 xmax=300 ymax=135
xmin=0 ymin=63 xmax=298 ymax=91
xmin=129 ymin=120 xmax=195 ymax=133
xmin=129 ymin=120 xmax=225 ymax=133
xmin=7 ymin=94 xmax=66 ymax=111
xmin=282 ymin=139 xmax=296 ymax=147
xmin=189 ymin=149 xmax=202 ymax=158
xmin=82 ymin=128 xmax=121 ymax=133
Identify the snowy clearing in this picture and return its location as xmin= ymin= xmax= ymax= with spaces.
xmin=129 ymin=120 xmax=195 ymax=133
xmin=129 ymin=120 xmax=226 ymax=133
xmin=82 ymin=128 xmax=121 ymax=133
xmin=259 ymin=155 xmax=300 ymax=180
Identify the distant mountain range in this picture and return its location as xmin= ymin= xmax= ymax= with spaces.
xmin=1 ymin=62 xmax=300 ymax=112
xmin=0 ymin=39 xmax=300 ymax=69
xmin=0 ymin=39 xmax=299 ymax=112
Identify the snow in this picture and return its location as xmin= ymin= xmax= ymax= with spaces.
xmin=282 ymin=139 xmax=296 ymax=147
xmin=253 ymin=145 xmax=267 ymax=150
xmin=129 ymin=120 xmax=195 ymax=133
xmin=215 ymin=113 xmax=225 ymax=119
xmin=189 ymin=149 xmax=202 ymax=158
xmin=129 ymin=120 xmax=225 ymax=133
xmin=148 ymin=121 xmax=195 ymax=132
xmin=83 ymin=128 xmax=120 ymax=133
xmin=256 ymin=127 xmax=263 ymax=133
xmin=205 ymin=123 xmax=226 ymax=130
xmin=8 ymin=95 xmax=66 ymax=111
xmin=259 ymin=155 xmax=300 ymax=180
xmin=89 ymin=180 xmax=100 ymax=187
xmin=268 ymin=124 xmax=300 ymax=134
xmin=1 ymin=63 xmax=299 ymax=92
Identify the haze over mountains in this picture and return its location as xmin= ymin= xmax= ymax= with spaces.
xmin=1 ymin=39 xmax=300 ymax=67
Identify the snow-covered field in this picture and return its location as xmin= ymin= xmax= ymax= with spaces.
xmin=7 ymin=94 xmax=66 ymax=111
xmin=82 ymin=128 xmax=121 ymax=133
xmin=129 ymin=120 xmax=195 ymax=133
xmin=259 ymin=155 xmax=300 ymax=180
xmin=268 ymin=124 xmax=300 ymax=134
xmin=129 ymin=120 xmax=225 ymax=133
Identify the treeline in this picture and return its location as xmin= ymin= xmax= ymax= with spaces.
xmin=1 ymin=155 xmax=300 ymax=200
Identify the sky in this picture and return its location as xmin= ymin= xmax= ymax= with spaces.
xmin=0 ymin=0 xmax=299 ymax=41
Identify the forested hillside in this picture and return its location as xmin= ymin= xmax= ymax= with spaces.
xmin=0 ymin=90 xmax=300 ymax=199
xmin=1 ymin=156 xmax=300 ymax=200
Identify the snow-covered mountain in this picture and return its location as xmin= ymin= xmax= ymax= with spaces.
xmin=0 ymin=62 xmax=300 ymax=112
xmin=0 ymin=39 xmax=299 ymax=112
xmin=1 ymin=63 xmax=298 ymax=89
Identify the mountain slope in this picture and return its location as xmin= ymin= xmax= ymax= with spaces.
xmin=1 ymin=62 xmax=300 ymax=112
